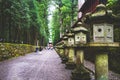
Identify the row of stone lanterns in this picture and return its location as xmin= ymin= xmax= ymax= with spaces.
xmin=58 ymin=22 xmax=91 ymax=80
xmin=55 ymin=4 xmax=120 ymax=80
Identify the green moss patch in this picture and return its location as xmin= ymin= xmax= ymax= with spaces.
xmin=0 ymin=43 xmax=35 ymax=61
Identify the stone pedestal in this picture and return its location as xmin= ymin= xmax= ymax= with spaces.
xmin=72 ymin=65 xmax=91 ymax=80
xmin=76 ymin=50 xmax=84 ymax=65
xmin=55 ymin=47 xmax=59 ymax=53
xmin=86 ymin=42 xmax=120 ymax=80
xmin=65 ymin=47 xmax=76 ymax=69
xmin=62 ymin=47 xmax=68 ymax=63
xmin=59 ymin=48 xmax=64 ymax=58
xmin=95 ymin=53 xmax=108 ymax=80
xmin=71 ymin=49 xmax=91 ymax=80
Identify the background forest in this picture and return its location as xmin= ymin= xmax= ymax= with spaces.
xmin=0 ymin=0 xmax=120 ymax=45
xmin=0 ymin=0 xmax=49 ymax=45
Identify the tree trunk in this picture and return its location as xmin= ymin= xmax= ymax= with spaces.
xmin=27 ymin=29 xmax=31 ymax=44
xmin=58 ymin=0 xmax=63 ymax=38
xmin=34 ymin=31 xmax=38 ymax=46
xmin=8 ymin=16 xmax=12 ymax=42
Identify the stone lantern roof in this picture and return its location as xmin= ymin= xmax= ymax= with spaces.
xmin=73 ymin=22 xmax=88 ymax=33
xmin=62 ymin=34 xmax=68 ymax=40
xmin=56 ymin=41 xmax=64 ymax=46
xmin=67 ymin=32 xmax=74 ymax=37
xmin=84 ymin=4 xmax=117 ymax=24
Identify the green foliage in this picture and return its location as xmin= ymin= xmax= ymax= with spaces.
xmin=107 ymin=0 xmax=117 ymax=7
xmin=107 ymin=0 xmax=120 ymax=14
xmin=0 ymin=0 xmax=50 ymax=45
xmin=51 ymin=0 xmax=77 ymax=44
xmin=51 ymin=11 xmax=60 ymax=44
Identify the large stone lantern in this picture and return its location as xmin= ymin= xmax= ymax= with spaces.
xmin=73 ymin=22 xmax=88 ymax=65
xmin=84 ymin=4 xmax=120 ymax=80
xmin=85 ymin=4 xmax=115 ymax=43
xmin=73 ymin=22 xmax=88 ymax=45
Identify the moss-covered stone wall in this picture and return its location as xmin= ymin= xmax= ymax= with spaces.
xmin=0 ymin=43 xmax=35 ymax=61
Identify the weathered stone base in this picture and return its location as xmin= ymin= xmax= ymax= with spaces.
xmin=58 ymin=53 xmax=61 ymax=57
xmin=59 ymin=54 xmax=63 ymax=58
xmin=65 ymin=62 xmax=76 ymax=70
xmin=61 ymin=57 xmax=68 ymax=63
xmin=71 ymin=65 xmax=91 ymax=80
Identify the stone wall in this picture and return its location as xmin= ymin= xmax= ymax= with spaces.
xmin=0 ymin=43 xmax=35 ymax=61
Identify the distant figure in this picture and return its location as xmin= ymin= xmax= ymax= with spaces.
xmin=35 ymin=47 xmax=39 ymax=52
xmin=39 ymin=47 xmax=41 ymax=51
xmin=47 ymin=42 xmax=53 ymax=50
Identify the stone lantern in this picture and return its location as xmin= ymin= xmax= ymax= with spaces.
xmin=71 ymin=22 xmax=91 ymax=80
xmin=61 ymin=34 xmax=69 ymax=63
xmin=73 ymin=22 xmax=88 ymax=45
xmin=73 ymin=22 xmax=88 ymax=65
xmin=85 ymin=4 xmax=115 ymax=43
xmin=84 ymin=4 xmax=120 ymax=80
xmin=55 ymin=40 xmax=64 ymax=59
xmin=65 ymin=32 xmax=76 ymax=69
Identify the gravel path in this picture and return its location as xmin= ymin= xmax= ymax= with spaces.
xmin=0 ymin=49 xmax=72 ymax=80
xmin=0 ymin=49 xmax=120 ymax=80
xmin=84 ymin=60 xmax=120 ymax=80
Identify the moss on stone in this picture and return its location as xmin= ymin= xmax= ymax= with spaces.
xmin=0 ymin=43 xmax=35 ymax=61
xmin=72 ymin=65 xmax=91 ymax=80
